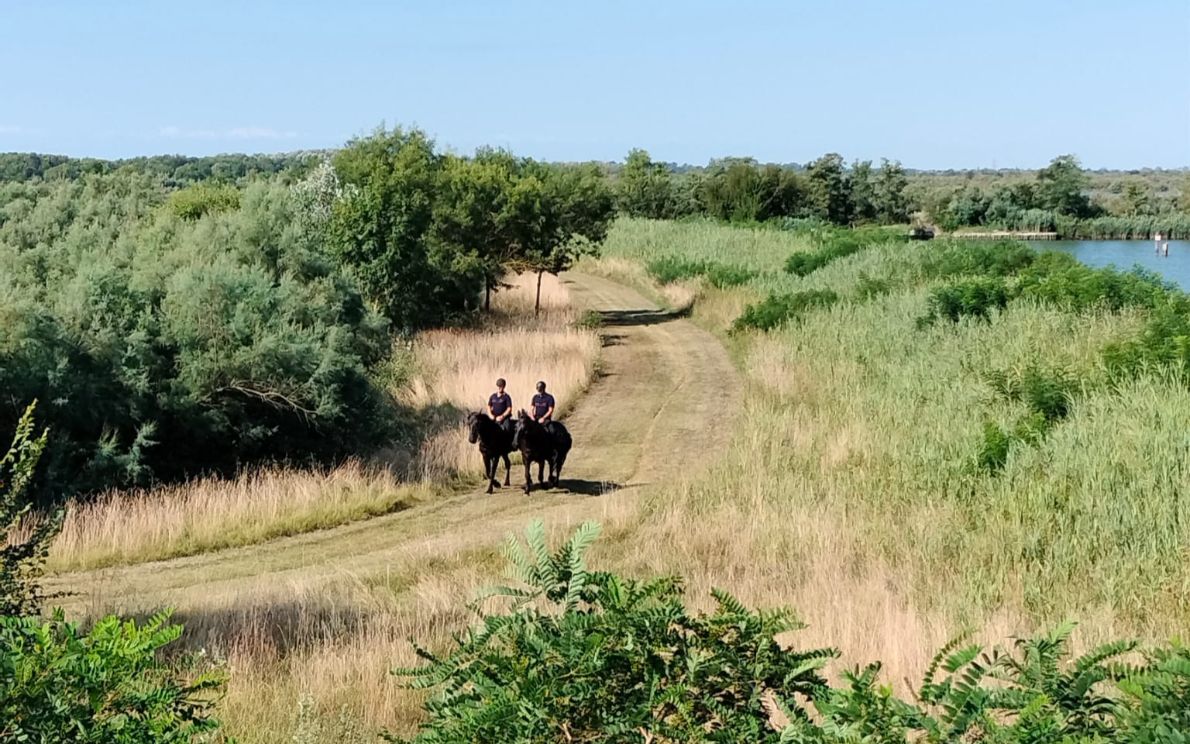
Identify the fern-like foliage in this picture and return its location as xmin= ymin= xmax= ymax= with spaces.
xmin=390 ymin=521 xmax=837 ymax=743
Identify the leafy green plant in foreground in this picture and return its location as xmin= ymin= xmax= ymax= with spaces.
xmin=397 ymin=523 xmax=1190 ymax=743
xmin=0 ymin=610 xmax=226 ymax=742
xmin=390 ymin=520 xmax=836 ymax=743
xmin=1 ymin=402 xmax=60 ymax=617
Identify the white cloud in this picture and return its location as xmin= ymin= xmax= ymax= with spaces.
xmin=159 ymin=125 xmax=298 ymax=140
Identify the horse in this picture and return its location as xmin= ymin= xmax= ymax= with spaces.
xmin=466 ymin=411 xmax=514 ymax=494
xmin=513 ymin=409 xmax=572 ymax=494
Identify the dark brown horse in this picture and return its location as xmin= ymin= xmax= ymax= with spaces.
xmin=467 ymin=411 xmax=513 ymax=494
xmin=512 ymin=409 xmax=572 ymax=494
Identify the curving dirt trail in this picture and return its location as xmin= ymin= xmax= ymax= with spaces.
xmin=50 ymin=272 xmax=740 ymax=609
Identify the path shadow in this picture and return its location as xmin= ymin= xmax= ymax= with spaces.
xmin=557 ymin=478 xmax=623 ymax=496
xmin=597 ymin=306 xmax=689 ymax=328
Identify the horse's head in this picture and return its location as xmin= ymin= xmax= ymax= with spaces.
xmin=466 ymin=411 xmax=483 ymax=444
xmin=512 ymin=409 xmax=531 ymax=449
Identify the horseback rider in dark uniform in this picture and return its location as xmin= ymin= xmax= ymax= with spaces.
xmin=531 ymin=380 xmax=557 ymax=436
xmin=488 ymin=378 xmax=514 ymax=435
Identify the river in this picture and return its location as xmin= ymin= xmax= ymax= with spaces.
xmin=1028 ymin=240 xmax=1190 ymax=291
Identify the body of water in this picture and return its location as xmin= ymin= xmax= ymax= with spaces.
xmin=1028 ymin=240 xmax=1190 ymax=291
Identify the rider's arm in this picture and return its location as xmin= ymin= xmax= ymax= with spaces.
xmin=544 ymin=401 xmax=555 ymax=420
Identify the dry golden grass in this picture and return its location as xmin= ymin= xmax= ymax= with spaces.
xmin=46 ymin=272 xmax=600 ymax=574
xmin=402 ymin=272 xmax=601 ymax=479
xmin=48 ymin=463 xmax=431 ymax=572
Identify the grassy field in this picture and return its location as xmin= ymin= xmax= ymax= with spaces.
xmin=593 ymin=218 xmax=1188 ymax=655
xmin=43 ymin=223 xmax=1190 ymax=741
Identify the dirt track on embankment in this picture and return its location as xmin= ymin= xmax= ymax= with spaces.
xmin=50 ymin=272 xmax=740 ymax=609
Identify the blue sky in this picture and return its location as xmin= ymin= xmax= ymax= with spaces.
xmin=2 ymin=0 xmax=1187 ymax=168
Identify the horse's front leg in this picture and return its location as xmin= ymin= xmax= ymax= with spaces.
xmin=523 ymin=459 xmax=532 ymax=494
xmin=537 ymin=460 xmax=545 ymax=487
xmin=502 ymin=453 xmax=511 ymax=486
xmin=483 ymin=454 xmax=495 ymax=494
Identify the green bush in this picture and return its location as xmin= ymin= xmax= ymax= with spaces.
xmin=0 ymin=610 xmax=225 ymax=742
xmin=1017 ymin=258 xmax=1182 ymax=313
xmin=977 ymin=413 xmax=1049 ymax=473
xmin=918 ymin=277 xmax=1010 ymax=326
xmin=1103 ymin=305 xmax=1190 ymax=382
xmin=391 ymin=521 xmax=836 ymax=744
xmin=786 ymin=623 xmax=1186 ymax=743
xmin=919 ymin=239 xmax=1035 ymax=280
xmin=645 ymin=255 xmax=756 ymax=288
xmin=733 ymin=289 xmax=839 ymax=332
xmin=854 ymin=271 xmax=894 ymax=300
xmin=0 ymin=174 xmax=391 ymax=495
xmin=985 ymin=365 xmax=1081 ymax=423
xmin=397 ymin=523 xmax=1190 ymax=743
xmin=166 ymin=182 xmax=241 ymax=220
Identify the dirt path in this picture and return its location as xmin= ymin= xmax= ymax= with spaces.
xmin=50 ymin=272 xmax=739 ymax=610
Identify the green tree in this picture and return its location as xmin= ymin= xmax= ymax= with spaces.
xmin=330 ymin=126 xmax=482 ymax=331
xmin=873 ymin=158 xmax=910 ymax=224
xmin=432 ymin=149 xmax=521 ymax=310
xmin=510 ymin=163 xmax=614 ymax=315
xmin=700 ymin=158 xmax=765 ymax=222
xmin=849 ymin=160 xmax=877 ymax=223
xmin=1122 ymin=180 xmax=1152 ymax=216
xmin=1037 ymin=154 xmax=1092 ymax=217
xmin=806 ymin=153 xmax=852 ymax=225
xmin=615 ymin=149 xmax=675 ymax=219
xmin=0 ymin=403 xmax=60 ymax=617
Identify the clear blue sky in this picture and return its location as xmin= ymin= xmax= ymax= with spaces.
xmin=2 ymin=0 xmax=1187 ymax=168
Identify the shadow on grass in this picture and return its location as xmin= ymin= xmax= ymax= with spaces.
xmin=597 ymin=307 xmax=690 ymax=328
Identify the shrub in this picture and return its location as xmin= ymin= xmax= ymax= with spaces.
xmin=1103 ymin=305 xmax=1190 ymax=382
xmin=985 ymin=365 xmax=1082 ymax=423
xmin=918 ymin=277 xmax=1009 ymax=326
xmin=397 ymin=523 xmax=1190 ymax=743
xmin=784 ymin=623 xmax=1173 ymax=743
xmin=391 ymin=521 xmax=836 ymax=744
xmin=1 ymin=404 xmax=61 ymax=617
xmin=645 ymin=255 xmax=756 ymax=288
xmin=919 ymin=239 xmax=1035 ymax=280
xmin=976 ymin=413 xmax=1050 ymax=473
xmin=854 ymin=271 xmax=894 ymax=300
xmin=785 ymin=234 xmax=866 ymax=277
xmin=733 ymin=289 xmax=839 ymax=332
xmin=166 ymin=182 xmax=240 ymax=220
xmin=0 ymin=175 xmax=392 ymax=495
xmin=1017 ymin=259 xmax=1182 ymax=313
xmin=0 ymin=610 xmax=225 ymax=742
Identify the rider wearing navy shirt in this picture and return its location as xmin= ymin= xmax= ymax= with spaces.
xmin=488 ymin=378 xmax=513 ymax=433
xmin=531 ymin=381 xmax=556 ymax=428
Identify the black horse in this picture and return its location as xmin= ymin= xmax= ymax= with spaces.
xmin=513 ymin=409 xmax=572 ymax=494
xmin=466 ymin=411 xmax=514 ymax=494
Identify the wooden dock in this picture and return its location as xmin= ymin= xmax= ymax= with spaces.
xmin=950 ymin=231 xmax=1059 ymax=241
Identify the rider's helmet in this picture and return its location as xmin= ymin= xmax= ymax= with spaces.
xmin=536 ymin=380 xmax=546 ymax=392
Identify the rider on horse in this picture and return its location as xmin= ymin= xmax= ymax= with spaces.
xmin=531 ymin=380 xmax=556 ymax=435
xmin=488 ymin=378 xmax=514 ymax=434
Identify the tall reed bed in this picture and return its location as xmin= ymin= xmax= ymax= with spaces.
xmin=599 ymin=218 xmax=1190 ymax=656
